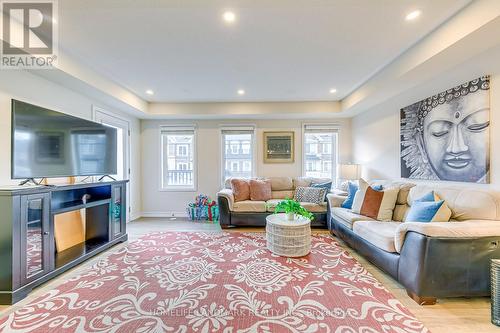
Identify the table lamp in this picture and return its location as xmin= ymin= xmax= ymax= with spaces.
xmin=337 ymin=163 xmax=361 ymax=191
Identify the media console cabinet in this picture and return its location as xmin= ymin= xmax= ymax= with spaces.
xmin=0 ymin=180 xmax=128 ymax=304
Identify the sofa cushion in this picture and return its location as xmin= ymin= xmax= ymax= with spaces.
xmin=396 ymin=183 xmax=416 ymax=205
xmin=233 ymin=200 xmax=267 ymax=212
xmin=392 ymin=204 xmax=409 ymax=222
xmin=269 ymin=177 xmax=293 ymax=191
xmin=293 ymin=177 xmax=331 ymax=189
xmin=394 ymin=220 xmax=500 ymax=253
xmin=249 ymin=179 xmax=272 ymax=201
xmin=294 ymin=186 xmax=327 ymax=204
xmin=407 ymin=185 xmax=500 ymax=221
xmin=231 ymin=179 xmax=250 ymax=202
xmin=266 ymin=199 xmax=282 ymax=212
xmin=272 ymin=190 xmax=295 ymax=199
xmin=266 ymin=199 xmax=327 ymax=213
xmin=353 ymin=221 xmax=401 ymax=253
xmin=294 ymin=177 xmax=313 ymax=188
xmin=327 ymin=193 xmax=348 ymax=209
xmin=300 ymin=202 xmax=327 ymax=213
xmin=331 ymin=207 xmax=374 ymax=230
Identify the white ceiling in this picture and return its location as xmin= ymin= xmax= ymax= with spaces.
xmin=59 ymin=0 xmax=473 ymax=103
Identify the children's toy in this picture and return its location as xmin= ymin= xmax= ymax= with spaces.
xmin=186 ymin=194 xmax=219 ymax=222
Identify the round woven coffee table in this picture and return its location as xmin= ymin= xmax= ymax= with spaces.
xmin=266 ymin=213 xmax=311 ymax=257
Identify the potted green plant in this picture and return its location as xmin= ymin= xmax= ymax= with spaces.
xmin=272 ymin=198 xmax=314 ymax=221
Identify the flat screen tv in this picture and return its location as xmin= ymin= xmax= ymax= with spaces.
xmin=11 ymin=100 xmax=117 ymax=179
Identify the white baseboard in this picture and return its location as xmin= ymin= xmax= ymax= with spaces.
xmin=140 ymin=211 xmax=188 ymax=218
xmin=129 ymin=212 xmax=142 ymax=221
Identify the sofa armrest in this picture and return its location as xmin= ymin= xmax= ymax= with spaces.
xmin=395 ymin=220 xmax=500 ymax=253
xmin=326 ymin=193 xmax=346 ymax=209
xmin=217 ymin=189 xmax=234 ymax=211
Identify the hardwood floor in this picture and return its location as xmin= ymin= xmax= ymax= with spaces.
xmin=0 ymin=217 xmax=496 ymax=332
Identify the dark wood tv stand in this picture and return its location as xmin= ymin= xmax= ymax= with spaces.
xmin=0 ymin=180 xmax=128 ymax=304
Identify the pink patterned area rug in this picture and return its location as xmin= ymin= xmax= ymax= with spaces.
xmin=0 ymin=232 xmax=428 ymax=332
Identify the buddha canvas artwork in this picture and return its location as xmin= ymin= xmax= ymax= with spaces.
xmin=400 ymin=76 xmax=490 ymax=183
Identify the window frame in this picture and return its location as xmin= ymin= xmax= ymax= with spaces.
xmin=160 ymin=125 xmax=197 ymax=192
xmin=301 ymin=124 xmax=339 ymax=182
xmin=220 ymin=126 xmax=256 ymax=186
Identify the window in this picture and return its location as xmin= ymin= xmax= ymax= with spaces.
xmin=161 ymin=126 xmax=196 ymax=190
xmin=221 ymin=127 xmax=255 ymax=182
xmin=303 ymin=124 xmax=338 ymax=180
xmin=322 ymin=143 xmax=331 ymax=154
xmin=230 ymin=142 xmax=239 ymax=154
xmin=242 ymin=142 xmax=250 ymax=154
xmin=177 ymin=145 xmax=188 ymax=156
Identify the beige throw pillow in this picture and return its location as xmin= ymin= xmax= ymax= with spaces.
xmin=352 ymin=179 xmax=399 ymax=221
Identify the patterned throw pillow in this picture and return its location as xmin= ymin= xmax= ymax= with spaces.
xmin=294 ymin=187 xmax=327 ymax=204
xmin=311 ymin=181 xmax=332 ymax=202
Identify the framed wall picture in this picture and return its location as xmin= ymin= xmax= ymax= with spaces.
xmin=400 ymin=75 xmax=490 ymax=183
xmin=263 ymin=131 xmax=294 ymax=163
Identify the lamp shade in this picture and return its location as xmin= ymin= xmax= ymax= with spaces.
xmin=338 ymin=164 xmax=361 ymax=180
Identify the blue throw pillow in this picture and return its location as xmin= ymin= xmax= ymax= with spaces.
xmin=372 ymin=185 xmax=383 ymax=191
xmin=311 ymin=181 xmax=332 ymax=192
xmin=311 ymin=181 xmax=332 ymax=202
xmin=341 ymin=182 xmax=358 ymax=209
xmin=405 ymin=200 xmax=445 ymax=223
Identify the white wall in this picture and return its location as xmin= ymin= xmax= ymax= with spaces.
xmin=0 ymin=70 xmax=142 ymax=219
xmin=141 ymin=118 xmax=351 ymax=215
xmin=352 ymin=69 xmax=500 ymax=191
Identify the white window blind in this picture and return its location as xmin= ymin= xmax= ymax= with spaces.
xmin=160 ymin=125 xmax=196 ymax=190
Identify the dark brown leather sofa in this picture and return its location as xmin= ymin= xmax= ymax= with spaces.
xmin=217 ymin=176 xmax=330 ymax=228
xmin=218 ymin=195 xmax=327 ymax=227
xmin=327 ymin=181 xmax=500 ymax=305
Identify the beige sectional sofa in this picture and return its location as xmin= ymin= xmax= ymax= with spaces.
xmin=217 ymin=176 xmax=332 ymax=227
xmin=328 ymin=180 xmax=500 ymax=304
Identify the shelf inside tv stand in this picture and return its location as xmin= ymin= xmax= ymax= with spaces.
xmin=0 ymin=180 xmax=128 ymax=305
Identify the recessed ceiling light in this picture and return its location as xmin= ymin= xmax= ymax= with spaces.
xmin=223 ymin=11 xmax=236 ymax=23
xmin=237 ymin=89 xmax=245 ymax=95
xmin=145 ymin=89 xmax=154 ymax=95
xmin=405 ymin=10 xmax=421 ymax=21
xmin=329 ymin=88 xmax=337 ymax=94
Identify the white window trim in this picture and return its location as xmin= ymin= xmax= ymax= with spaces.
xmin=92 ymin=106 xmax=131 ymax=222
xmin=301 ymin=123 xmax=340 ymax=181
xmin=219 ymin=125 xmax=256 ymax=187
xmin=159 ymin=124 xmax=197 ymax=192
